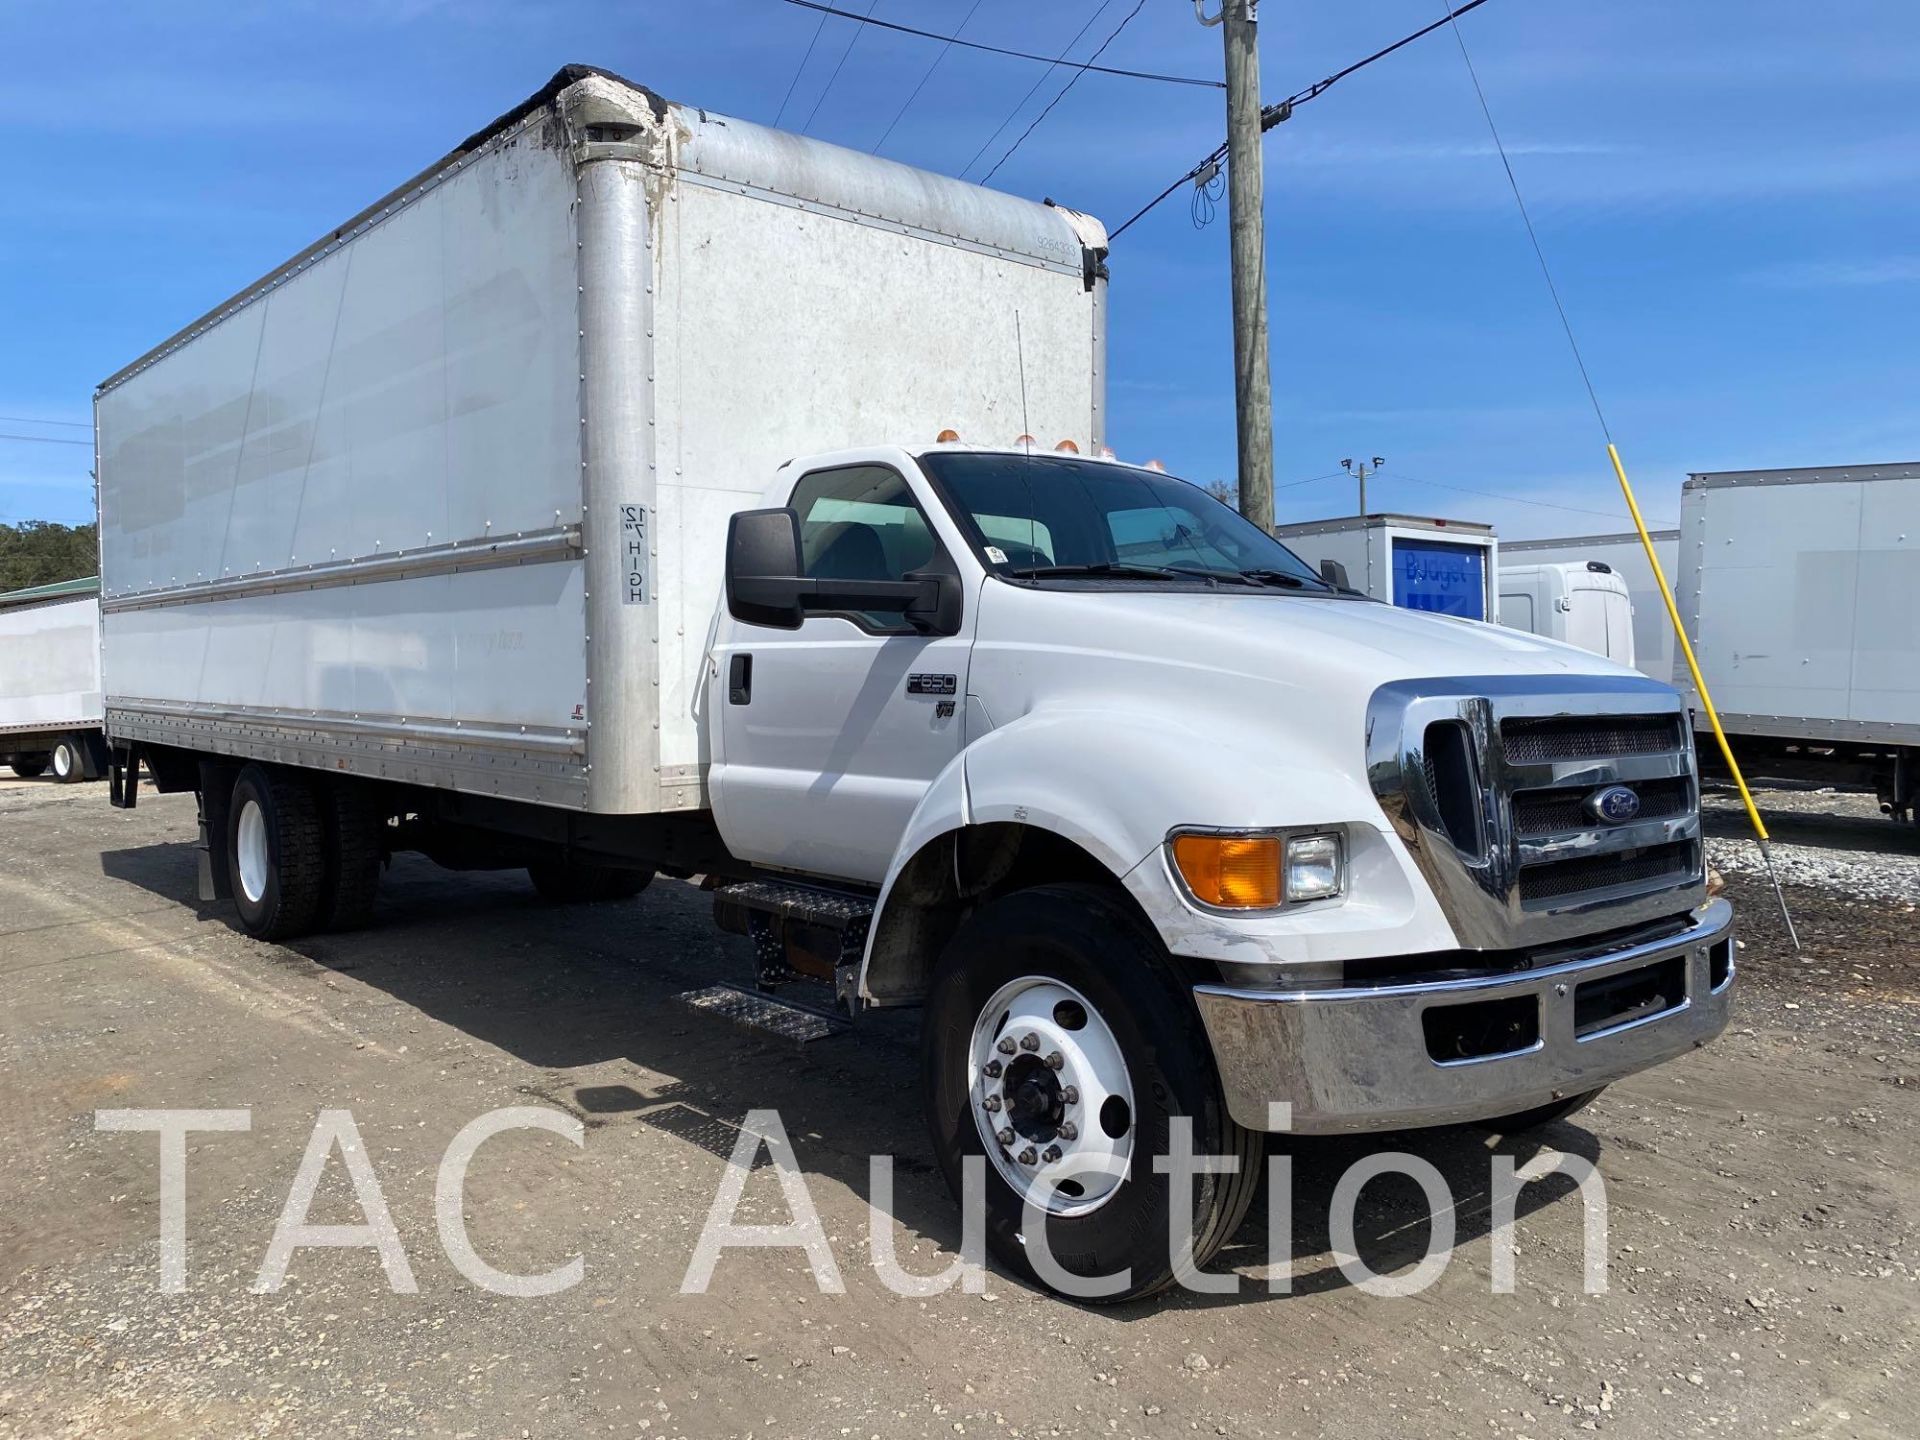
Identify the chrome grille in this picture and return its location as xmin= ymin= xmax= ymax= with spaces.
xmin=1501 ymin=714 xmax=1684 ymax=764
xmin=1367 ymin=676 xmax=1706 ymax=949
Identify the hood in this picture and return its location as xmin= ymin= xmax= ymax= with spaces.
xmin=980 ymin=583 xmax=1646 ymax=689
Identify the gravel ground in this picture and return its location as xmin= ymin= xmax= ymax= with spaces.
xmin=1704 ymin=785 xmax=1920 ymax=907
xmin=1 ymin=776 xmax=1914 ymax=1439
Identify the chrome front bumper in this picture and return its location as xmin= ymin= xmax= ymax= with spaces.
xmin=1192 ymin=898 xmax=1735 ymax=1133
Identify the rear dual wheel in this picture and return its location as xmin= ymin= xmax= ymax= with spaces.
xmin=227 ymin=765 xmax=387 ymax=940
xmin=50 ymin=735 xmax=87 ymax=783
xmin=923 ymin=884 xmax=1259 ymax=1303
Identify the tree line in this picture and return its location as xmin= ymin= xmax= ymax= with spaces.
xmin=0 ymin=521 xmax=98 ymax=593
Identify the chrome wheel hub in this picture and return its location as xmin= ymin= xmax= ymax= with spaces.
xmin=968 ymin=976 xmax=1134 ymax=1216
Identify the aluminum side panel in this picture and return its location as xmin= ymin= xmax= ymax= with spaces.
xmin=0 ymin=596 xmax=103 ymax=732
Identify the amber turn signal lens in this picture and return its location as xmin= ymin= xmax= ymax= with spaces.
xmin=1171 ymin=834 xmax=1282 ymax=909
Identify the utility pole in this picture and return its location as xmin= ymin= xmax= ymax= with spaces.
xmin=1218 ymin=0 xmax=1274 ymax=533
xmin=1341 ymin=455 xmax=1385 ymax=517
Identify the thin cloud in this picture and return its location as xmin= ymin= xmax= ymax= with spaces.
xmin=1743 ymin=257 xmax=1920 ymax=289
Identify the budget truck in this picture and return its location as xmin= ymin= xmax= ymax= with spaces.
xmin=95 ymin=67 xmax=1734 ymax=1300
xmin=0 ymin=575 xmax=108 ymax=782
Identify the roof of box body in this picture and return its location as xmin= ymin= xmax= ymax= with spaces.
xmin=1272 ymin=513 xmax=1496 ymax=537
xmin=98 ymin=66 xmax=1107 ymax=397
xmin=0 ymin=575 xmax=99 ymax=609
xmin=1685 ymin=462 xmax=1920 ymax=490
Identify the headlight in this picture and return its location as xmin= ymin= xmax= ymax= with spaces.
xmin=1283 ymin=833 xmax=1344 ymax=902
xmin=1168 ymin=829 xmax=1345 ymax=910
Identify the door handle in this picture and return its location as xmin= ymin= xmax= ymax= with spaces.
xmin=728 ymin=653 xmax=752 ymax=705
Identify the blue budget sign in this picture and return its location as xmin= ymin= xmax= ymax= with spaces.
xmin=1393 ymin=539 xmax=1486 ymax=619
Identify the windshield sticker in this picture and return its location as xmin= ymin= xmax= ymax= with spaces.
xmin=985 ymin=545 xmax=1009 ymax=565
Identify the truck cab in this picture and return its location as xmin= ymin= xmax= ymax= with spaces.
xmin=708 ymin=441 xmax=1733 ymax=1293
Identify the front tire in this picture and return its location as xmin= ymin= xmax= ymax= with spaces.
xmin=922 ymin=883 xmax=1259 ymax=1302
xmin=1477 ymin=1086 xmax=1605 ymax=1136
xmin=9 ymin=756 xmax=48 ymax=779
xmin=50 ymin=736 xmax=86 ymax=783
xmin=227 ymin=765 xmax=328 ymax=941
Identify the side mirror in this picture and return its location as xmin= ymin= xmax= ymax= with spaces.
xmin=726 ymin=508 xmax=805 ymax=629
xmin=1319 ymin=558 xmax=1351 ymax=589
xmin=903 ymin=571 xmax=964 ymax=637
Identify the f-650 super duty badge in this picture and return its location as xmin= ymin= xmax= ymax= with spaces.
xmin=907 ymin=674 xmax=957 ymax=696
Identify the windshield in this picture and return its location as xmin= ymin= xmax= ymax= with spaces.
xmin=917 ymin=451 xmax=1334 ymax=591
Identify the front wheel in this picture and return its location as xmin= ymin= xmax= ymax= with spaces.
xmin=8 ymin=756 xmax=48 ymax=779
xmin=922 ymin=883 xmax=1259 ymax=1302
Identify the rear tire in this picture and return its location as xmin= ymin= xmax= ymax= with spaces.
xmin=9 ymin=756 xmax=48 ymax=779
xmin=922 ymin=883 xmax=1259 ymax=1303
xmin=1477 ymin=1086 xmax=1605 ymax=1136
xmin=321 ymin=781 xmax=386 ymax=931
xmin=227 ymin=765 xmax=328 ymax=941
xmin=50 ymin=736 xmax=86 ymax=783
xmin=527 ymin=862 xmax=654 ymax=904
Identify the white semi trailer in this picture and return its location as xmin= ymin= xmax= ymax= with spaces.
xmin=1675 ymin=463 xmax=1920 ymax=824
xmin=0 ymin=576 xmax=108 ymax=781
xmin=96 ymin=67 xmax=1734 ymax=1299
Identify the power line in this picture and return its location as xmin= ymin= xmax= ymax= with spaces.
xmin=1438 ymin=1 xmax=1610 ymax=441
xmin=1387 ymin=471 xmax=1676 ymax=526
xmin=0 ymin=415 xmax=89 ymax=429
xmin=871 ymin=0 xmax=986 ymax=156
xmin=1109 ymin=0 xmax=1495 ymax=240
xmin=801 ymin=0 xmax=882 ymax=134
xmin=979 ymin=0 xmax=1148 ymax=185
xmin=0 ymin=432 xmax=91 ymax=447
xmin=958 ymin=0 xmax=1118 ymax=181
xmin=772 ymin=0 xmax=833 ymax=128
xmin=776 ymin=0 xmax=1222 ymax=89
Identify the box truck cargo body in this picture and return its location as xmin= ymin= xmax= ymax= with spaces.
xmin=1501 ymin=531 xmax=1680 ymax=684
xmin=0 ymin=576 xmax=108 ymax=781
xmin=1270 ymin=514 xmax=1498 ymax=620
xmin=96 ymin=67 xmax=1105 ymax=819
xmin=1675 ymin=463 xmax=1920 ymax=821
xmin=94 ymin=68 xmax=1735 ymax=1300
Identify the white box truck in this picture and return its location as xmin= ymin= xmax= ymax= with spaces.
xmin=95 ymin=67 xmax=1734 ymax=1299
xmin=1674 ymin=463 xmax=1920 ymax=824
xmin=1498 ymin=561 xmax=1637 ymax=668
xmin=1270 ymin=513 xmax=1498 ymax=620
xmin=0 ymin=575 xmax=108 ymax=781
xmin=1501 ymin=531 xmax=1680 ymax=683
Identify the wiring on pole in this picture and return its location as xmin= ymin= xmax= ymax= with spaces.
xmin=800 ymin=0 xmax=882 ymax=135
xmin=959 ymin=0 xmax=1118 ymax=181
xmin=1386 ymin=472 xmax=1676 ymax=527
xmin=0 ymin=415 xmax=89 ymax=429
xmin=0 ymin=432 xmax=92 ymax=447
xmin=871 ymin=0 xmax=986 ymax=155
xmin=979 ymin=0 xmax=1149 ymax=185
xmin=1109 ymin=0 xmax=1495 ymax=241
xmin=775 ymin=0 xmax=1222 ymax=88
xmin=1189 ymin=159 xmax=1223 ymax=229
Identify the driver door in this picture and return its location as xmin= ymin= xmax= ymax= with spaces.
xmin=711 ymin=462 xmax=972 ymax=884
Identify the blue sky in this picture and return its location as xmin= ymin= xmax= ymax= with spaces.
xmin=2 ymin=0 xmax=1915 ymax=538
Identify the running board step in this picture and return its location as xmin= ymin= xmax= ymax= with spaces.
xmin=712 ymin=879 xmax=875 ymax=1002
xmin=677 ymin=984 xmax=850 ymax=1045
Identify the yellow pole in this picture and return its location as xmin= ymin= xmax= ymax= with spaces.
xmin=1606 ymin=443 xmax=1799 ymax=946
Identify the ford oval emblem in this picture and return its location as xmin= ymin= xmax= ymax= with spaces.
xmin=1587 ymin=785 xmax=1641 ymax=824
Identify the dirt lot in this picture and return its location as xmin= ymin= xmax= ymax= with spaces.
xmin=2 ymin=777 xmax=1914 ymax=1439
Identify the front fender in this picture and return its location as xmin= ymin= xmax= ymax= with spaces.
xmin=864 ymin=709 xmax=1459 ymax=990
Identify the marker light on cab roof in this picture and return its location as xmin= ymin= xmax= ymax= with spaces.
xmin=1055 ymin=439 xmax=1079 ymax=453
xmin=936 ymin=428 xmax=960 ymax=443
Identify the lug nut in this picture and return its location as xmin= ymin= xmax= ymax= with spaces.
xmin=982 ymin=1095 xmax=1001 ymax=1112
xmin=996 ymin=1127 xmax=1015 ymax=1146
xmin=996 ymin=1037 xmax=1017 ymax=1055
xmin=983 ymin=1059 xmax=1003 ymax=1079
xmin=1042 ymin=1145 xmax=1062 ymax=1163
xmin=1017 ymin=1147 xmax=1038 ymax=1166
xmin=1018 ymin=1032 xmax=1041 ymax=1052
xmin=1045 ymin=1050 xmax=1064 ymax=1070
xmin=1058 ymin=1122 xmax=1078 ymax=1141
xmin=1061 ymin=1085 xmax=1079 ymax=1105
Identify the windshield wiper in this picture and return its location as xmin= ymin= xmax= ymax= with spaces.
xmin=1235 ymin=568 xmax=1315 ymax=589
xmin=1007 ymin=562 xmax=1214 ymax=582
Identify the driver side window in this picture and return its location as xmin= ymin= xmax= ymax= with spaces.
xmin=789 ymin=464 xmax=939 ymax=633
